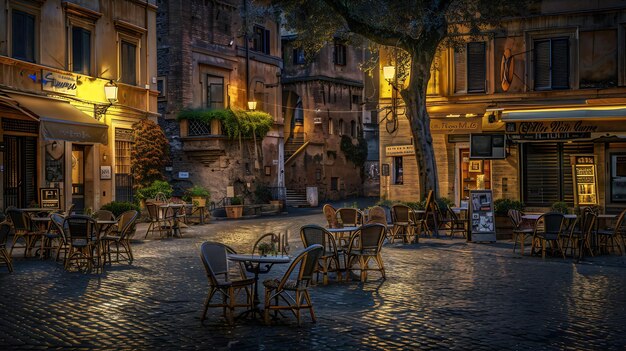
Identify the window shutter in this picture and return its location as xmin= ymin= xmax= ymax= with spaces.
xmin=454 ymin=49 xmax=466 ymax=93
xmin=534 ymin=40 xmax=551 ymax=90
xmin=523 ymin=143 xmax=560 ymax=206
xmin=551 ymin=38 xmax=569 ymax=89
xmin=467 ymin=42 xmax=486 ymax=93
xmin=264 ymin=29 xmax=270 ymax=54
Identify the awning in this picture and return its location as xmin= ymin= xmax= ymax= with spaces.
xmin=4 ymin=93 xmax=108 ymax=144
xmin=502 ymin=106 xmax=626 ymax=122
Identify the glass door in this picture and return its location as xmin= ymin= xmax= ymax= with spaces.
xmin=71 ymin=145 xmax=85 ymax=212
xmin=460 ymin=148 xmax=491 ymax=202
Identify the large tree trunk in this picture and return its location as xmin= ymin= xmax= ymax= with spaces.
xmin=400 ymin=49 xmax=439 ymax=200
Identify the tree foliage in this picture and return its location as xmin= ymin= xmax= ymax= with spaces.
xmin=131 ymin=119 xmax=170 ymax=189
xmin=273 ymin=0 xmax=532 ymax=198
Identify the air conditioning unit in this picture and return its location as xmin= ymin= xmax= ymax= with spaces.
xmin=313 ymin=117 xmax=322 ymax=124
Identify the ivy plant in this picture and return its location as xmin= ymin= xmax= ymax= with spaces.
xmin=177 ymin=108 xmax=273 ymax=139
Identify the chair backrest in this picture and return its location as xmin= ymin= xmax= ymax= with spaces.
xmin=275 ymin=244 xmax=323 ymax=290
xmin=65 ymin=203 xmax=75 ymax=217
xmin=200 ymin=241 xmax=232 ymax=285
xmin=300 ymin=224 xmax=337 ymax=256
xmin=154 ymin=192 xmax=169 ymax=203
xmin=49 ymin=213 xmax=67 ymax=242
xmin=6 ymin=209 xmax=30 ymax=232
xmin=146 ymin=203 xmax=160 ymax=221
xmin=336 ymin=208 xmax=361 ymax=226
xmin=613 ymin=209 xmax=626 ymax=235
xmin=322 ymin=204 xmax=339 ymax=228
xmin=508 ymin=209 xmax=523 ymax=228
xmin=537 ymin=212 xmax=564 ymax=234
xmin=253 ymin=232 xmax=280 ymax=255
xmin=581 ymin=211 xmax=596 ymax=237
xmin=446 ymin=205 xmax=460 ymax=221
xmin=349 ymin=223 xmax=386 ymax=254
xmin=116 ymin=210 xmax=139 ymax=238
xmin=391 ymin=204 xmax=411 ymax=223
xmin=0 ymin=222 xmax=10 ymax=247
xmin=64 ymin=215 xmax=97 ymax=242
xmin=93 ymin=210 xmax=115 ymax=221
xmin=367 ymin=206 xmax=388 ymax=225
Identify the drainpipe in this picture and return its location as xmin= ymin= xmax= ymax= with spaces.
xmin=244 ymin=0 xmax=250 ymax=105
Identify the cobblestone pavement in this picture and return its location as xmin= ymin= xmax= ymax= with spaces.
xmin=1 ymin=211 xmax=626 ymax=350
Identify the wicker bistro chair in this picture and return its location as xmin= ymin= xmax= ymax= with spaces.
xmin=93 ymin=210 xmax=115 ymax=221
xmin=0 ymin=222 xmax=14 ymax=272
xmin=263 ymin=244 xmax=324 ymax=325
xmin=102 ymin=210 xmax=139 ymax=265
xmin=531 ymin=212 xmax=566 ymax=259
xmin=390 ymin=204 xmax=416 ymax=244
xmin=300 ymin=225 xmax=342 ymax=284
xmin=443 ymin=205 xmax=468 ymax=239
xmin=49 ymin=213 xmax=69 ymax=263
xmin=564 ymin=211 xmax=596 ymax=260
xmin=509 ymin=209 xmax=535 ymax=256
xmin=322 ymin=204 xmax=339 ymax=228
xmin=336 ymin=208 xmax=362 ymax=227
xmin=199 ymin=242 xmax=254 ymax=324
xmin=64 ymin=215 xmax=98 ymax=273
xmin=253 ymin=233 xmax=281 ymax=255
xmin=346 ymin=223 xmax=387 ymax=282
xmin=7 ymin=208 xmax=41 ymax=258
xmin=596 ymin=209 xmax=626 ymax=255
xmin=145 ymin=202 xmax=172 ymax=239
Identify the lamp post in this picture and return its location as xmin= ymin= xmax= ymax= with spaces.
xmin=382 ymin=65 xmax=401 ymax=133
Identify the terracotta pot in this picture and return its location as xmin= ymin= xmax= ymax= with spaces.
xmin=225 ymin=205 xmax=244 ymax=219
xmin=191 ymin=197 xmax=206 ymax=208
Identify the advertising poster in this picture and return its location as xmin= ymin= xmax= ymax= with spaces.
xmin=469 ymin=190 xmax=496 ymax=242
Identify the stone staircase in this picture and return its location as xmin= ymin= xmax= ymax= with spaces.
xmin=284 ymin=133 xmax=305 ymax=161
xmin=285 ymin=189 xmax=309 ymax=207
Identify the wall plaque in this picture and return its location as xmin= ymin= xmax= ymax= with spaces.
xmin=41 ymin=70 xmax=77 ymax=96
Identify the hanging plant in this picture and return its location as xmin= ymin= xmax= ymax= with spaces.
xmin=177 ymin=108 xmax=273 ymax=139
xmin=131 ymin=119 xmax=170 ymax=190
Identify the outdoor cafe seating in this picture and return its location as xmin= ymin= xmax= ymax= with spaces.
xmin=345 ymin=223 xmax=386 ymax=282
xmin=300 ymin=224 xmax=342 ymax=284
xmin=390 ymin=204 xmax=417 ymax=244
xmin=101 ymin=210 xmax=139 ymax=265
xmin=64 ymin=215 xmax=98 ymax=273
xmin=0 ymin=222 xmax=13 ymax=273
xmin=199 ymin=241 xmax=254 ymax=325
xmin=263 ymin=244 xmax=323 ymax=325
xmin=530 ymin=212 xmax=566 ymax=259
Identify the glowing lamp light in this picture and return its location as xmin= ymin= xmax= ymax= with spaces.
xmin=247 ymin=101 xmax=257 ymax=110
xmin=104 ymin=80 xmax=118 ymax=103
xmin=382 ymin=65 xmax=396 ymax=81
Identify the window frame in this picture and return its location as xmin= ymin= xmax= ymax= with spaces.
xmin=252 ymin=25 xmax=270 ymax=55
xmin=70 ymin=25 xmax=93 ymax=75
xmin=206 ymin=74 xmax=225 ymax=110
xmin=453 ymin=41 xmax=487 ymax=94
xmin=533 ymin=37 xmax=570 ymax=90
xmin=333 ymin=40 xmax=347 ymax=66
xmin=393 ymin=156 xmax=404 ymax=185
xmin=156 ymin=77 xmax=167 ymax=100
xmin=293 ymin=47 xmax=305 ymax=65
xmin=9 ymin=6 xmax=39 ymax=63
xmin=117 ymin=33 xmax=141 ymax=86
xmin=526 ymin=30 xmax=578 ymax=91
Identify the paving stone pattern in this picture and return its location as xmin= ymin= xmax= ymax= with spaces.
xmin=1 ymin=212 xmax=626 ymax=350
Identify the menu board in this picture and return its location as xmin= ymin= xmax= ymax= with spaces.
xmin=468 ymin=190 xmax=496 ymax=242
xmin=571 ymin=155 xmax=598 ymax=206
xmin=40 ymin=188 xmax=61 ymax=209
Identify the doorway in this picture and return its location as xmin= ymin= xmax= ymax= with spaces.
xmin=3 ymin=135 xmax=37 ymax=208
xmin=460 ymin=148 xmax=491 ymax=202
xmin=71 ymin=145 xmax=85 ymax=212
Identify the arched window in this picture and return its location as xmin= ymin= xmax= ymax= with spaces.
xmin=328 ymin=118 xmax=334 ymax=135
xmin=338 ymin=119 xmax=344 ymax=135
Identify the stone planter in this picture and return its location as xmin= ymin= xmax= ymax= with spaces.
xmin=225 ymin=205 xmax=244 ymax=219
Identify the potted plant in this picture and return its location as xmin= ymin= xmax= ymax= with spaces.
xmin=256 ymin=242 xmax=277 ymax=256
xmin=186 ymin=185 xmax=210 ymax=208
xmin=550 ymin=201 xmax=569 ymax=214
xmin=225 ymin=196 xmax=244 ymax=219
xmin=493 ymin=198 xmax=525 ymax=239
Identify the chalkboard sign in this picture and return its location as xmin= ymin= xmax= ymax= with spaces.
xmin=40 ymin=188 xmax=61 ymax=209
xmin=468 ymin=190 xmax=496 ymax=242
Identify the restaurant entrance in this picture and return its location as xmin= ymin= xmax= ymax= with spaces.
xmin=71 ymin=145 xmax=86 ymax=212
xmin=3 ymin=135 xmax=37 ymax=208
xmin=459 ymin=148 xmax=491 ymax=202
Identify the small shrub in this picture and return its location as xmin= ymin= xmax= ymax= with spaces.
xmin=185 ymin=185 xmax=210 ymax=199
xmin=254 ymin=184 xmax=273 ymax=204
xmin=494 ymin=198 xmax=525 ymax=216
xmin=436 ymin=197 xmax=454 ymax=210
xmin=403 ymin=201 xmax=425 ymax=210
xmin=375 ymin=199 xmax=395 ymax=207
xmin=230 ymin=196 xmax=243 ymax=205
xmin=100 ymin=201 xmax=140 ymax=217
xmin=136 ymin=180 xmax=173 ymax=201
xmin=551 ymin=201 xmax=569 ymax=214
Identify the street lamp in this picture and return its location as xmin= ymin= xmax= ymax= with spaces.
xmin=247 ymin=100 xmax=257 ymax=111
xmin=382 ymin=64 xmax=402 ymax=133
xmin=94 ymin=80 xmax=118 ymax=120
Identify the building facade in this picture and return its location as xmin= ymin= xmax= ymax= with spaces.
xmin=157 ymin=0 xmax=284 ymax=205
xmin=0 ymin=0 xmax=158 ymax=212
xmin=281 ymin=36 xmax=368 ymax=202
xmin=379 ymin=1 xmax=626 ymax=213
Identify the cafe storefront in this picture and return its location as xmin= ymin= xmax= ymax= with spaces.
xmin=502 ymin=106 xmax=626 ymax=213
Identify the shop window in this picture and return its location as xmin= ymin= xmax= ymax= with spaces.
xmin=522 ymin=142 xmax=593 ymax=206
xmin=12 ymin=9 xmax=36 ymax=62
xmin=393 ymin=156 xmax=403 ymax=185
xmin=610 ymin=154 xmax=626 ymax=202
xmin=454 ymin=42 xmax=486 ymax=93
xmin=206 ymin=75 xmax=224 ymax=110
xmin=115 ymin=136 xmax=134 ymax=203
xmin=333 ymin=40 xmax=346 ymax=66
xmin=534 ymin=38 xmax=569 ymax=90
xmin=72 ymin=27 xmax=91 ymax=74
xmin=120 ymin=40 xmax=137 ymax=85
xmin=252 ymin=25 xmax=270 ymax=54
xmin=331 ymin=177 xmax=339 ymax=191
xmin=293 ymin=48 xmax=305 ymax=64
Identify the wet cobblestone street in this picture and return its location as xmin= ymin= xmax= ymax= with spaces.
xmin=1 ymin=211 xmax=626 ymax=350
